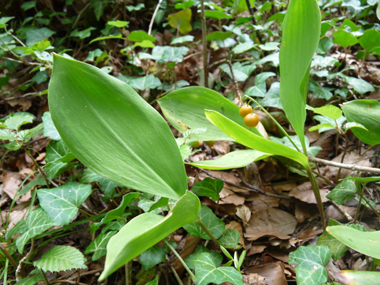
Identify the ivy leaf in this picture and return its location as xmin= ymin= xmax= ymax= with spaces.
xmin=127 ymin=75 xmax=162 ymax=90
xmin=185 ymin=246 xmax=223 ymax=270
xmin=128 ymin=31 xmax=156 ymax=42
xmin=184 ymin=205 xmax=225 ymax=240
xmin=207 ymin=31 xmax=234 ymax=42
xmin=318 ymin=220 xmax=348 ymax=261
xmin=171 ymin=35 xmax=194 ymax=45
xmin=70 ymin=27 xmax=96 ymax=39
xmin=191 ymin=177 xmax=223 ymax=201
xmin=341 ymin=75 xmax=375 ymax=94
xmin=81 ymin=168 xmax=118 ymax=199
xmin=33 ymin=245 xmax=87 ymax=272
xmin=4 ymin=112 xmax=35 ymax=130
xmin=107 ymin=20 xmax=129 ymax=28
xmin=14 ymin=274 xmax=43 ymax=285
xmin=85 ymin=231 xmax=117 ymax=260
xmin=140 ymin=245 xmax=166 ymax=270
xmin=168 ymin=9 xmax=192 ymax=34
xmin=26 ymin=28 xmax=55 ymax=46
xmin=326 ymin=180 xmax=357 ymax=205
xmin=218 ymin=229 xmax=241 ymax=249
xmin=204 ymin=10 xmax=232 ymax=20
xmin=46 ymin=140 xmax=75 ymax=164
xmin=37 ymin=182 xmax=92 ymax=226
xmin=192 ymin=253 xmax=244 ymax=285
xmin=90 ymin=192 xmax=140 ymax=233
xmin=16 ymin=208 xmax=55 ymax=253
xmin=289 ymin=245 xmax=331 ymax=285
xmin=42 ymin=112 xmax=61 ymax=140
xmin=5 ymin=220 xmax=28 ymax=241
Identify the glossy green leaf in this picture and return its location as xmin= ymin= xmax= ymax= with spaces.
xmin=99 ymin=191 xmax=200 ymax=281
xmin=146 ymin=276 xmax=159 ymax=285
xmin=279 ymin=0 xmax=321 ymax=152
xmin=204 ymin=10 xmax=232 ymax=20
xmin=192 ymin=253 xmax=244 ymax=285
xmin=335 ymin=270 xmax=380 ymax=285
xmin=326 ymin=180 xmax=357 ymax=205
xmin=0 ymin=129 xmax=17 ymax=141
xmin=344 ymin=122 xmax=368 ymax=132
xmin=121 ymin=74 xmax=161 ymax=90
xmin=107 ymin=20 xmax=129 ymax=28
xmin=205 ymin=110 xmax=309 ymax=168
xmin=332 ymin=30 xmax=359 ymax=47
xmin=327 ymin=226 xmax=380 ymax=259
xmin=70 ymin=27 xmax=96 ymax=39
xmin=45 ymin=140 xmax=75 ymax=164
xmin=187 ymin=149 xmax=271 ymax=170
xmin=127 ymin=31 xmax=155 ymax=42
xmin=49 ymin=54 xmax=187 ymax=200
xmin=359 ymin=29 xmax=380 ymax=53
xmin=218 ymin=229 xmax=240 ymax=249
xmin=312 ymin=105 xmax=342 ymax=120
xmin=168 ymin=9 xmax=192 ymax=34
xmin=191 ymin=177 xmax=223 ymax=201
xmin=4 ymin=112 xmax=35 ymax=130
xmin=42 ymin=112 xmax=61 ymax=140
xmin=342 ymin=100 xmax=380 ymax=145
xmin=140 ymin=245 xmax=166 ymax=270
xmin=342 ymin=175 xmax=380 ymax=184
xmin=16 ymin=208 xmax=55 ymax=253
xmin=289 ymin=245 xmax=331 ymax=285
xmin=184 ymin=205 xmax=225 ymax=240
xmin=318 ymin=231 xmax=348 ymax=261
xmin=37 ymin=182 xmax=92 ymax=226
xmin=91 ymin=192 xmax=139 ymax=233
xmin=158 ymin=87 xmax=261 ymax=141
xmin=342 ymin=76 xmax=375 ymax=94
xmin=207 ymin=31 xmax=234 ymax=41
xmin=34 ymin=246 xmax=87 ymax=272
xmin=85 ymin=231 xmax=116 ymax=260
xmin=185 ymin=246 xmax=223 ymax=270
xmin=171 ymin=35 xmax=194 ymax=45
xmin=81 ymin=168 xmax=118 ymax=199
xmin=26 ymin=28 xmax=55 ymax=46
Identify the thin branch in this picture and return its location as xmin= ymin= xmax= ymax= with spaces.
xmin=148 ymin=0 xmax=163 ymax=35
xmin=15 ymin=238 xmax=34 ymax=281
xmin=227 ymin=59 xmax=242 ymax=106
xmin=244 ymin=0 xmax=263 ymax=43
xmin=200 ymin=0 xmax=208 ymax=87
xmin=308 ymin=156 xmax=380 ymax=174
xmin=0 ymin=244 xmax=19 ymax=273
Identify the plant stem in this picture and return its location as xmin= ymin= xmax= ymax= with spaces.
xmin=149 ymin=0 xmax=163 ymax=35
xmin=200 ymin=0 xmax=208 ymax=87
xmin=25 ymin=148 xmax=49 ymax=189
xmin=163 ymin=239 xmax=195 ymax=282
xmin=0 ymin=244 xmax=19 ymax=271
xmin=305 ymin=165 xmax=326 ymax=229
xmin=196 ymin=220 xmax=221 ymax=247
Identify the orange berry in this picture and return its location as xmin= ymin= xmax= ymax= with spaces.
xmin=244 ymin=113 xmax=259 ymax=128
xmin=239 ymin=104 xmax=253 ymax=117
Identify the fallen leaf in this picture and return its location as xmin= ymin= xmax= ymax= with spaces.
xmin=245 ymin=262 xmax=287 ymax=285
xmin=236 ymin=205 xmax=251 ymax=224
xmin=213 ymin=141 xmax=230 ymax=155
xmin=243 ymin=273 xmax=266 ymax=285
xmin=289 ymin=182 xmax=330 ymax=204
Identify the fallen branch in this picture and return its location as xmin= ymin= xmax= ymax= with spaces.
xmin=308 ymin=156 xmax=380 ymax=174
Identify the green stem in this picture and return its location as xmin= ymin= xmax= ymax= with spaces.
xmin=163 ymin=239 xmax=195 ymax=282
xmin=196 ymin=220 xmax=221 ymax=247
xmin=305 ymin=164 xmax=326 ymax=229
xmin=244 ymin=97 xmax=302 ymax=153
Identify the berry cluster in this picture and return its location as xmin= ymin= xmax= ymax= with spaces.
xmin=239 ymin=104 xmax=259 ymax=128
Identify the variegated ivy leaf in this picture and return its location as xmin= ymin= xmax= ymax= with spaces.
xmin=37 ymin=182 xmax=92 ymax=226
xmin=140 ymin=245 xmax=166 ymax=270
xmin=85 ymin=231 xmax=117 ymax=260
xmin=33 ymin=245 xmax=87 ymax=272
xmin=218 ymin=229 xmax=241 ymax=249
xmin=81 ymin=168 xmax=118 ymax=199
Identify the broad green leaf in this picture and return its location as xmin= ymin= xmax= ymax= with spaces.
xmin=259 ymin=42 xmax=280 ymax=51
xmin=359 ymin=29 xmax=380 ymax=53
xmin=318 ymin=231 xmax=348 ymax=261
xmin=313 ymin=115 xmax=346 ymax=133
xmin=91 ymin=192 xmax=140 ymax=233
xmin=332 ymin=30 xmax=359 ymax=47
xmin=205 ymin=110 xmax=309 ymax=168
xmin=70 ymin=27 xmax=96 ymax=39
xmin=99 ymin=191 xmax=200 ymax=281
xmin=317 ymin=37 xmax=333 ymax=54
xmin=187 ymin=149 xmax=271 ymax=170
xmin=158 ymin=87 xmax=262 ymax=141
xmin=125 ymin=74 xmax=161 ymax=90
xmin=219 ymin=62 xmax=255 ymax=81
xmin=309 ymin=79 xmax=333 ymax=100
xmin=133 ymin=40 xmax=155 ymax=48
xmin=85 ymin=231 xmax=117 ymax=260
xmin=139 ymin=46 xmax=189 ymax=63
xmin=26 ymin=28 xmax=55 ymax=46
xmin=279 ymin=0 xmax=321 ymax=152
xmin=171 ymin=35 xmax=194 ymax=45
xmin=191 ymin=177 xmax=223 ymax=201
xmin=16 ymin=208 xmax=55 ymax=253
xmin=0 ymin=16 xmax=15 ymax=29
xmin=309 ymin=123 xmax=335 ymax=132
xmin=49 ymin=55 xmax=187 ymax=200
xmin=327 ymin=226 xmax=380 ymax=259
xmin=207 ymin=31 xmax=234 ymax=41
xmin=5 ymin=220 xmax=27 ymax=241
xmin=232 ymin=42 xmax=256 ymax=54
xmin=289 ymin=245 xmax=331 ymax=285
xmin=37 ymin=182 xmax=92 ymax=226
xmin=45 ymin=140 xmax=75 ymax=164
xmin=326 ymin=180 xmax=357 ymax=205
xmin=185 ymin=246 xmax=223 ymax=270
xmin=126 ymin=3 xmax=144 ymax=11
xmin=127 ymin=31 xmax=156 ymax=42
xmin=140 ymin=245 xmax=166 ymax=270
xmin=342 ymin=76 xmax=375 ymax=94
xmin=168 ymin=9 xmax=192 ymax=34
xmin=81 ymin=168 xmax=118 ymax=199
xmin=218 ymin=229 xmax=240 ymax=249
xmin=312 ymin=105 xmax=342 ymax=120
xmin=45 ymin=160 xmax=71 ymax=180
xmin=355 ymin=196 xmax=376 ymax=209
xmin=0 ymin=129 xmax=17 ymax=141
xmin=204 ymin=10 xmax=232 ymax=20
xmin=184 ymin=204 xmax=225 ymax=240
xmin=344 ymin=122 xmax=368 ymax=132
xmin=146 ymin=276 xmax=159 ymax=285
xmin=4 ymin=112 xmax=35 ymax=130
xmin=192 ymin=253 xmax=244 ymax=285
xmin=42 ymin=112 xmax=61 ymax=140
xmin=14 ymin=274 xmax=43 ymax=285
xmin=21 ymin=1 xmax=36 ymax=10
xmin=33 ymin=245 xmax=87 ymax=272
xmin=335 ymin=270 xmax=380 ymax=284
xmin=17 ymin=124 xmax=43 ymax=143
xmin=107 ymin=20 xmax=129 ymax=28
xmin=342 ymin=100 xmax=380 ymax=145
xmin=342 ymin=175 xmax=380 ymax=184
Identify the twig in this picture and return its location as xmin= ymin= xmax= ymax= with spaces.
xmin=308 ymin=156 xmax=380 ymax=174
xmin=244 ymin=0 xmax=263 ymax=43
xmin=148 ymin=0 xmax=163 ymax=35
xmin=25 ymin=148 xmax=50 ymax=189
xmin=15 ymin=238 xmax=34 ymax=281
xmin=330 ymin=200 xmax=354 ymax=222
xmin=125 ymin=261 xmax=132 ymax=285
xmin=200 ymin=0 xmax=208 ymax=87
xmin=197 ymin=167 xmax=292 ymax=199
xmin=227 ymin=59 xmax=242 ymax=106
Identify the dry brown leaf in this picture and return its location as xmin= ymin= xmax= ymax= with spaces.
xmin=213 ymin=141 xmax=230 ymax=155
xmin=311 ymin=129 xmax=336 ymax=158
xmin=236 ymin=205 xmax=251 ymax=224
xmin=248 ymin=194 xmax=280 ymax=214
xmin=247 ymin=245 xmax=267 ymax=256
xmin=198 ymin=170 xmax=239 ymax=184
xmin=3 ymin=171 xmax=31 ymax=202
xmin=325 ymin=204 xmax=357 ymax=222
xmin=220 ymin=194 xmax=245 ymax=206
xmin=297 ymin=228 xmax=323 ymax=245
xmin=244 ymin=208 xmax=297 ymax=241
xmin=289 ymin=182 xmax=330 ymax=204
xmin=265 ymin=249 xmax=289 ymax=263
xmin=243 ymin=273 xmax=266 ymax=285
xmin=245 ymin=262 xmax=287 ymax=285
xmin=295 ymin=202 xmax=312 ymax=223
xmin=0 ymin=202 xmax=29 ymax=231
